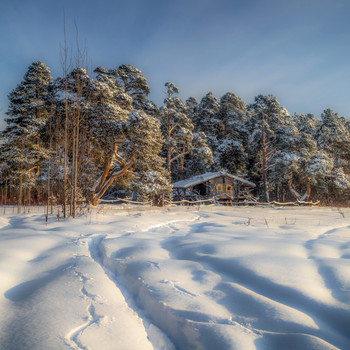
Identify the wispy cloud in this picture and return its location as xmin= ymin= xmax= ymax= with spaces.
xmin=1 ymin=0 xmax=350 ymax=124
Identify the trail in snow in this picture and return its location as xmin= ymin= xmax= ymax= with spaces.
xmin=0 ymin=216 xmax=155 ymax=350
xmin=63 ymin=233 xmax=157 ymax=350
xmin=88 ymin=234 xmax=176 ymax=350
xmin=1 ymin=206 xmax=350 ymax=350
xmin=65 ymin=303 xmax=102 ymax=350
xmin=64 ymin=266 xmax=102 ymax=350
xmin=91 ymin=215 xmax=260 ymax=349
xmin=91 ymin=208 xmax=350 ymax=350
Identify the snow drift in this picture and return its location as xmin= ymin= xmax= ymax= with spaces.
xmin=0 ymin=206 xmax=349 ymax=350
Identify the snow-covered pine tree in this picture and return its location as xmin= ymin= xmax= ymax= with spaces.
xmin=300 ymin=151 xmax=335 ymax=200
xmin=269 ymin=113 xmax=300 ymax=201
xmin=192 ymin=92 xmax=222 ymax=157
xmin=83 ymin=67 xmax=170 ymax=205
xmin=215 ymin=92 xmax=249 ymax=174
xmin=186 ymin=97 xmax=198 ymax=120
xmin=316 ymin=109 xmax=349 ymax=164
xmin=98 ymin=64 xmax=158 ymax=115
xmin=126 ymin=110 xmax=171 ymax=203
xmin=247 ymin=95 xmax=299 ymax=202
xmin=1 ymin=61 xmax=52 ymax=211
xmin=180 ymin=96 xmax=214 ymax=177
xmin=293 ymin=113 xmax=319 ymax=137
xmin=314 ymin=109 xmax=350 ymax=200
xmin=290 ymin=113 xmax=319 ymax=201
xmin=248 ymin=95 xmax=277 ymax=202
xmin=160 ymin=82 xmax=194 ymax=181
xmin=94 ymin=65 xmax=169 ymax=201
xmin=82 ymin=67 xmax=133 ymax=205
xmin=181 ymin=131 xmax=213 ymax=178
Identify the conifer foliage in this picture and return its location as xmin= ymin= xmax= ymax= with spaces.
xmin=160 ymin=82 xmax=194 ymax=180
xmin=0 ymin=62 xmax=52 ymax=211
xmin=1 ymin=60 xmax=350 ymax=212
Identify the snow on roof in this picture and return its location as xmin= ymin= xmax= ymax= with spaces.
xmin=172 ymin=171 xmax=256 ymax=188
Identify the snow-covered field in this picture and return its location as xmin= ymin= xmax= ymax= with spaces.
xmin=0 ymin=205 xmax=350 ymax=350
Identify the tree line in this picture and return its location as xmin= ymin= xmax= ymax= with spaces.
xmin=1 ymin=61 xmax=350 ymax=216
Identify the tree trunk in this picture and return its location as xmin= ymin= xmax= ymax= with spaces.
xmin=46 ymin=151 xmax=51 ymax=224
xmin=152 ymin=194 xmax=165 ymax=207
xmin=167 ymin=142 xmax=171 ymax=179
xmin=62 ymin=14 xmax=69 ymax=219
xmin=73 ymin=118 xmax=79 ymax=218
xmin=94 ymin=149 xmax=113 ymax=195
xmin=180 ymin=147 xmax=185 ymax=180
xmin=28 ymin=188 xmax=31 ymax=213
xmin=261 ymin=115 xmax=269 ymax=203
xmin=18 ymin=174 xmax=23 ymax=214
xmin=306 ymin=182 xmax=311 ymax=201
xmin=73 ymin=69 xmax=82 ymax=218
xmin=70 ymin=124 xmax=76 ymax=217
xmin=299 ymin=181 xmax=311 ymax=201
xmin=4 ymin=179 xmax=7 ymax=214
xmin=89 ymin=155 xmax=135 ymax=206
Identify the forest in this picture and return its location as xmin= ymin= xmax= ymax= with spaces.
xmin=1 ymin=61 xmax=350 ymax=217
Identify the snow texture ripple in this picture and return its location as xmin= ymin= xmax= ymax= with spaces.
xmin=0 ymin=206 xmax=349 ymax=350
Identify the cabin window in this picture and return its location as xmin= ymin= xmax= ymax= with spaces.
xmin=216 ymin=184 xmax=223 ymax=192
xmin=226 ymin=185 xmax=232 ymax=192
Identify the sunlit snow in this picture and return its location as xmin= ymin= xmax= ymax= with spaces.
xmin=0 ymin=205 xmax=349 ymax=350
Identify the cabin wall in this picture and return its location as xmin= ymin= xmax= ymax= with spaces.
xmin=173 ymin=174 xmax=254 ymax=201
xmin=208 ymin=176 xmax=234 ymax=197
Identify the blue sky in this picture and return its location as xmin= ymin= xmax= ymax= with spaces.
xmin=1 ymin=0 xmax=350 ymax=129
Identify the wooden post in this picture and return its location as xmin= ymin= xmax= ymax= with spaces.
xmin=18 ymin=174 xmax=23 ymax=214
xmin=4 ymin=179 xmax=7 ymax=214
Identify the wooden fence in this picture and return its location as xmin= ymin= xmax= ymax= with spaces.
xmin=100 ymin=198 xmax=320 ymax=207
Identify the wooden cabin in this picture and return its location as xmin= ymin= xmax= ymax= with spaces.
xmin=172 ymin=171 xmax=256 ymax=203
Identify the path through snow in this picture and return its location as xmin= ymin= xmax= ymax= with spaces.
xmin=0 ymin=206 xmax=349 ymax=349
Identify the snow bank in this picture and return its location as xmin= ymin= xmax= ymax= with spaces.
xmin=0 ymin=206 xmax=349 ymax=349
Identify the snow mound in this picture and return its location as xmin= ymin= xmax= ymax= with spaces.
xmin=0 ymin=206 xmax=349 ymax=349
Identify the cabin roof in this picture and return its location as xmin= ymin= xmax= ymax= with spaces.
xmin=172 ymin=171 xmax=256 ymax=189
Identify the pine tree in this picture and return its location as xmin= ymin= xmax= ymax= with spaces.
xmin=215 ymin=92 xmax=249 ymax=174
xmin=313 ymin=109 xmax=350 ymax=199
xmin=127 ymin=110 xmax=171 ymax=203
xmin=95 ymin=64 xmax=158 ymax=114
xmin=1 ymin=61 xmax=52 ymax=211
xmin=248 ymin=95 xmax=299 ymax=202
xmin=186 ymin=97 xmax=198 ymax=119
xmin=192 ymin=92 xmax=222 ymax=155
xmin=293 ymin=113 xmax=319 ymax=137
xmin=316 ymin=109 xmax=349 ymax=163
xmin=82 ymin=67 xmax=170 ymax=205
xmin=160 ymin=82 xmax=194 ymax=181
xmin=182 ymin=131 xmax=213 ymax=178
xmin=291 ymin=113 xmax=319 ymax=200
xmin=180 ymin=96 xmax=213 ymax=177
xmin=81 ymin=67 xmax=133 ymax=205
